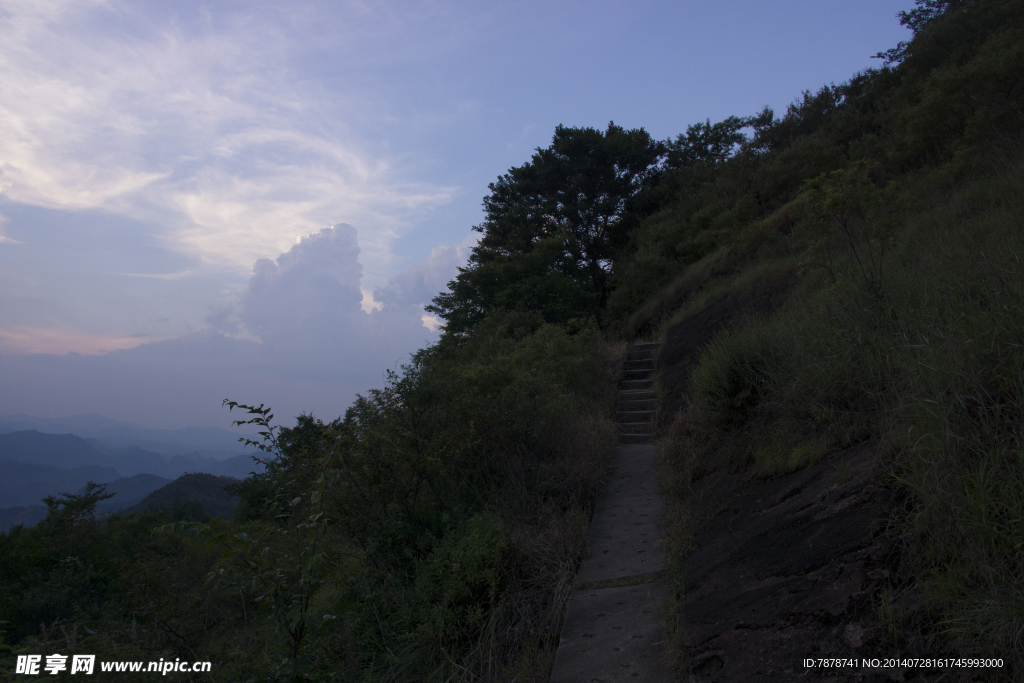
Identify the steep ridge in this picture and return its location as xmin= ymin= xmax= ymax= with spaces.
xmin=550 ymin=342 xmax=676 ymax=683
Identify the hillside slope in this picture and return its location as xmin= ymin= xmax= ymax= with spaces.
xmin=623 ymin=1 xmax=1024 ymax=678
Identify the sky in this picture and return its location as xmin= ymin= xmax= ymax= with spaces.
xmin=0 ymin=0 xmax=916 ymax=429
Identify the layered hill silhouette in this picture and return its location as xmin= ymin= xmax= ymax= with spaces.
xmin=121 ymin=473 xmax=240 ymax=520
xmin=0 ymin=413 xmax=253 ymax=460
xmin=0 ymin=460 xmax=120 ymax=508
xmin=88 ymin=473 xmax=174 ymax=512
xmin=0 ymin=429 xmax=261 ymax=526
xmin=0 ymin=473 xmax=240 ymax=531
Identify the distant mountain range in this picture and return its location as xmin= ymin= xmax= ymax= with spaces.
xmin=0 ymin=421 xmax=265 ymax=527
xmin=0 ymin=430 xmax=262 ymax=480
xmin=0 ymin=413 xmax=256 ymax=460
xmin=0 ymin=506 xmax=48 ymax=532
xmin=0 ymin=472 xmax=242 ymax=532
xmin=0 ymin=459 xmax=121 ymax=508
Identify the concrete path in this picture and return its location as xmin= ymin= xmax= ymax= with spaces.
xmin=549 ymin=344 xmax=676 ymax=683
xmin=575 ymin=445 xmax=664 ymax=587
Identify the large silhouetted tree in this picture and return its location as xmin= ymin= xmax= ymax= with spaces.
xmin=428 ymin=122 xmax=665 ymax=334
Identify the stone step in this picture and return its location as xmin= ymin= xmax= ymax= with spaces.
xmin=615 ymin=410 xmax=656 ymax=424
xmin=618 ymin=388 xmax=655 ymax=397
xmin=617 ymin=422 xmax=655 ymax=434
xmin=618 ymin=432 xmax=653 ymax=444
xmin=626 ymin=342 xmax=663 ymax=361
xmin=617 ymin=427 xmax=655 ymax=435
xmin=614 ymin=401 xmax=655 ymax=411
xmin=617 ymin=398 xmax=658 ymax=410
xmin=618 ymin=370 xmax=651 ymax=382
xmin=616 ymin=422 xmax=655 ymax=430
xmin=610 ymin=345 xmax=661 ymax=450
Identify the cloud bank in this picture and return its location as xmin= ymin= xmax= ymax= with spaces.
xmin=0 ymin=224 xmax=468 ymax=428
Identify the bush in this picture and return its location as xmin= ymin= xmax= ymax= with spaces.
xmin=690 ymin=323 xmax=788 ymax=426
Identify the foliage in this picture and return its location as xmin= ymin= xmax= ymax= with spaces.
xmin=428 ymin=123 xmax=665 ymax=332
xmin=689 ymin=324 xmax=786 ymax=427
xmin=665 ymin=115 xmax=752 ymax=168
xmin=875 ymin=0 xmax=978 ymax=65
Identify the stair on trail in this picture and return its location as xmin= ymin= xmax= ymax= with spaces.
xmin=549 ymin=343 xmax=675 ymax=683
xmin=615 ymin=342 xmax=660 ymax=445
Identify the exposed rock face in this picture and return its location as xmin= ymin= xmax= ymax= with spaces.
xmin=655 ymin=288 xmax=908 ymax=682
xmin=681 ymin=444 xmax=901 ymax=682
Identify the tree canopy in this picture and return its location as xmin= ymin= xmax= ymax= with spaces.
xmin=427 ymin=122 xmax=665 ymax=334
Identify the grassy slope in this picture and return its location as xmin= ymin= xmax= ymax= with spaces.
xmin=606 ymin=1 xmax=1024 ymax=676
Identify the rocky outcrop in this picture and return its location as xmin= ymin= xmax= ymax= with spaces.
xmin=681 ymin=444 xmax=899 ymax=682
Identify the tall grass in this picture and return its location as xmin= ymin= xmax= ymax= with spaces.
xmin=882 ymin=156 xmax=1024 ymax=670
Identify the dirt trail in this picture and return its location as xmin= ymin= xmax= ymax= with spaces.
xmin=549 ymin=344 xmax=677 ymax=683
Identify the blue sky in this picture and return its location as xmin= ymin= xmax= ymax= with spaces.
xmin=0 ymin=0 xmax=915 ymax=428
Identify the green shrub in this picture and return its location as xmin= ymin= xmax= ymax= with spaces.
xmin=690 ymin=323 xmax=788 ymax=426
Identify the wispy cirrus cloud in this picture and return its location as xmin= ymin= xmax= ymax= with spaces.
xmin=0 ymin=0 xmax=458 ymax=283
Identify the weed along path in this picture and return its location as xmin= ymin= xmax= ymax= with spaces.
xmin=550 ymin=343 xmax=677 ymax=683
